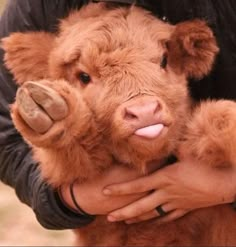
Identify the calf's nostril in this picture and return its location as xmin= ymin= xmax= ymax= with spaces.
xmin=152 ymin=102 xmax=160 ymax=115
xmin=124 ymin=101 xmax=160 ymax=122
xmin=124 ymin=108 xmax=139 ymax=120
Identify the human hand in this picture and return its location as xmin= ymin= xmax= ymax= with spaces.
xmin=103 ymin=159 xmax=236 ymax=224
xmin=60 ymin=165 xmax=147 ymax=216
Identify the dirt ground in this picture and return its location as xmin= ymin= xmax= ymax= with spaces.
xmin=0 ymin=182 xmax=74 ymax=246
xmin=0 ymin=0 xmax=5 ymax=14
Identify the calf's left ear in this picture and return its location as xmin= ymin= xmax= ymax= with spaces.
xmin=167 ymin=20 xmax=219 ymax=79
xmin=2 ymin=32 xmax=55 ymax=84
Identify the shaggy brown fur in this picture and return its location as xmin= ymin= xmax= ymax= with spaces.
xmin=2 ymin=2 xmax=236 ymax=246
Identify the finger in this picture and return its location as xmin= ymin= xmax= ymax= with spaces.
xmin=25 ymin=81 xmax=68 ymax=121
xmin=16 ymin=87 xmax=53 ymax=133
xmin=155 ymin=209 xmax=188 ymax=224
xmin=125 ymin=203 xmax=175 ymax=224
xmin=107 ymin=190 xmax=167 ymax=222
xmin=125 ymin=210 xmax=158 ymax=224
xmin=103 ymin=172 xmax=165 ymax=196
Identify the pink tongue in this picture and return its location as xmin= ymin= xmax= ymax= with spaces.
xmin=135 ymin=124 xmax=164 ymax=139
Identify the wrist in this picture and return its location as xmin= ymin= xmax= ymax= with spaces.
xmin=58 ymin=184 xmax=93 ymax=216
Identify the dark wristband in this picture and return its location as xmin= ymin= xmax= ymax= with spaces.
xmin=57 ymin=185 xmax=94 ymax=217
xmin=69 ymin=181 xmax=94 ymax=216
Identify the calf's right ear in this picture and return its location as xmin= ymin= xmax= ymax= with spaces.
xmin=1 ymin=32 xmax=55 ymax=84
xmin=167 ymin=20 xmax=219 ymax=80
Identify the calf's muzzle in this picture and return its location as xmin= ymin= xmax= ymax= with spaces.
xmin=121 ymin=96 xmax=164 ymax=139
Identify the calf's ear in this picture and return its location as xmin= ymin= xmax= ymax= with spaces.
xmin=1 ymin=32 xmax=55 ymax=84
xmin=167 ymin=20 xmax=219 ymax=80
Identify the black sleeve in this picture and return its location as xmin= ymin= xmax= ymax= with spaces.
xmin=0 ymin=0 xmax=95 ymax=230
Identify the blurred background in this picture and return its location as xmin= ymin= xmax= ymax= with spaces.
xmin=0 ymin=0 xmax=5 ymax=14
xmin=0 ymin=0 xmax=74 ymax=245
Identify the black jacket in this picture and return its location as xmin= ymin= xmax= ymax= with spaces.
xmin=0 ymin=0 xmax=236 ymax=230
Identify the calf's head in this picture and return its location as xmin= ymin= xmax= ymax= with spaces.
xmin=2 ymin=3 xmax=218 ymax=172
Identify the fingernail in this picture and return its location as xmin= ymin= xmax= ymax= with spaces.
xmin=103 ymin=188 xmax=111 ymax=195
xmin=107 ymin=215 xmax=117 ymax=222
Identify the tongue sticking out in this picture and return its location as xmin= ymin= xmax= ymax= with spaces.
xmin=135 ymin=124 xmax=164 ymax=139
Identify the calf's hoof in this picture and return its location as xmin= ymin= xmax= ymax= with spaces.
xmin=16 ymin=81 xmax=68 ymax=134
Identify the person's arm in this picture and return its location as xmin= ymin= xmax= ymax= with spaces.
xmin=0 ymin=0 xmax=95 ymax=229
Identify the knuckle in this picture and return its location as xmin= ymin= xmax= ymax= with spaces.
xmin=111 ymin=187 xmax=124 ymax=195
xmin=132 ymin=204 xmax=146 ymax=216
xmin=129 ymin=182 xmax=145 ymax=193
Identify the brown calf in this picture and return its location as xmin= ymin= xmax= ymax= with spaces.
xmin=2 ymin=3 xmax=236 ymax=246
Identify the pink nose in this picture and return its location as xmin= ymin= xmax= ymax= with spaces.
xmin=124 ymin=100 xmax=161 ymax=127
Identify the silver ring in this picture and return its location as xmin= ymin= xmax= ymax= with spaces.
xmin=156 ymin=205 xmax=167 ymax=217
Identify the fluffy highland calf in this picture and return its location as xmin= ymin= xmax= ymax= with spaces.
xmin=2 ymin=2 xmax=236 ymax=246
